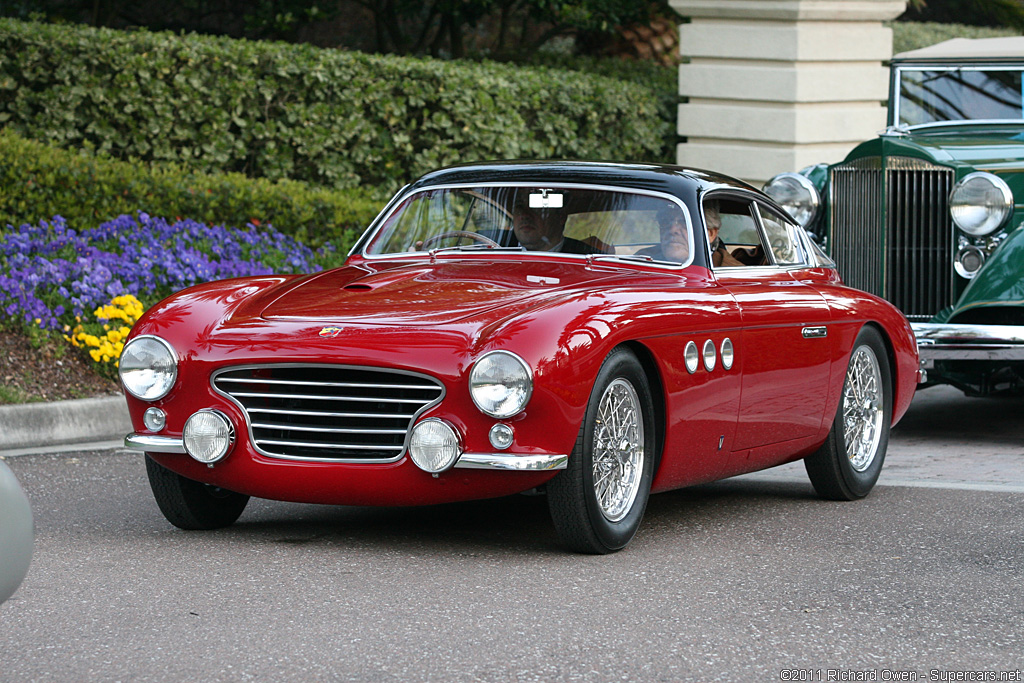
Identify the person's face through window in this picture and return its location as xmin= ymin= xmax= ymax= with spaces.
xmin=658 ymin=210 xmax=689 ymax=262
xmin=512 ymin=201 xmax=564 ymax=251
xmin=705 ymin=207 xmax=721 ymax=246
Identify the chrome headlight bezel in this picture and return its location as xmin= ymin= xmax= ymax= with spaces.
xmin=469 ymin=351 xmax=533 ymax=419
xmin=409 ymin=418 xmax=463 ymax=473
xmin=762 ymin=172 xmax=821 ymax=228
xmin=949 ymin=172 xmax=1013 ymax=237
xmin=119 ymin=335 xmax=178 ymax=401
xmin=182 ymin=409 xmax=235 ymax=465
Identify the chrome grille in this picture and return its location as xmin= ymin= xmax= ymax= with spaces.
xmin=830 ymin=156 xmax=955 ymax=321
xmin=213 ymin=365 xmax=444 ymax=461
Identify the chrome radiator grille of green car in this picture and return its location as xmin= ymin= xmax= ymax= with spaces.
xmin=829 ymin=156 xmax=955 ymax=321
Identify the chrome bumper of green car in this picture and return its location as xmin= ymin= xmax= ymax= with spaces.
xmin=912 ymin=323 xmax=1024 ymax=365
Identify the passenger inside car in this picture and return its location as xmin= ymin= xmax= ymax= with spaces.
xmin=705 ymin=200 xmax=745 ymax=268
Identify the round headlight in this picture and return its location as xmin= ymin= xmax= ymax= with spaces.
xmin=119 ymin=336 xmax=178 ymax=401
xmin=950 ymin=172 xmax=1012 ymax=236
xmin=409 ymin=419 xmax=462 ymax=473
xmin=469 ymin=351 xmax=532 ymax=419
xmin=183 ymin=410 xmax=234 ymax=464
xmin=763 ymin=173 xmax=821 ymax=228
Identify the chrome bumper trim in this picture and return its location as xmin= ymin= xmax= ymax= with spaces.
xmin=125 ymin=433 xmax=186 ymax=454
xmin=912 ymin=323 xmax=1024 ymax=363
xmin=454 ymin=453 xmax=568 ymax=471
xmin=123 ymin=434 xmax=567 ymax=471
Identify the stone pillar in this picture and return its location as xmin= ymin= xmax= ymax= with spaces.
xmin=670 ymin=0 xmax=907 ymax=187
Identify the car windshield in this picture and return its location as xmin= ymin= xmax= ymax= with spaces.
xmin=897 ymin=66 xmax=1024 ymax=127
xmin=364 ymin=185 xmax=695 ymax=265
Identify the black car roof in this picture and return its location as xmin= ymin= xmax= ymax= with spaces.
xmin=406 ymin=160 xmax=758 ymax=199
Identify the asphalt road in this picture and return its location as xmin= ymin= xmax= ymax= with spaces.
xmin=1 ymin=386 xmax=1022 ymax=682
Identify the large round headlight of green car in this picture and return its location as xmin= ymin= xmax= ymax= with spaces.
xmin=762 ymin=172 xmax=821 ymax=228
xmin=469 ymin=351 xmax=532 ymax=419
xmin=950 ymin=172 xmax=1013 ymax=236
xmin=119 ymin=335 xmax=178 ymax=401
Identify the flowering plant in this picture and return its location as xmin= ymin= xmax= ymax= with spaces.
xmin=1 ymin=213 xmax=341 ymax=375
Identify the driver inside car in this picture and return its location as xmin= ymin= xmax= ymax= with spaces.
xmin=511 ymin=200 xmax=600 ymax=254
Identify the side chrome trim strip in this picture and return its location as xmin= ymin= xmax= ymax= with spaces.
xmin=125 ymin=433 xmax=186 ymax=454
xmin=455 ymin=453 xmax=568 ymax=471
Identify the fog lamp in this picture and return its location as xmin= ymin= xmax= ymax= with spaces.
xmin=143 ymin=407 xmax=167 ymax=432
xmin=183 ymin=410 xmax=234 ymax=465
xmin=955 ymin=246 xmax=986 ymax=279
xmin=409 ymin=419 xmax=462 ymax=473
xmin=489 ymin=423 xmax=514 ymax=450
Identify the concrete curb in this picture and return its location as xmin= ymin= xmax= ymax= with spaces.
xmin=0 ymin=395 xmax=130 ymax=453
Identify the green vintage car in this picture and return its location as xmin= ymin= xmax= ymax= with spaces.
xmin=765 ymin=36 xmax=1024 ymax=396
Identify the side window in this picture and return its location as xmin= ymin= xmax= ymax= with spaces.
xmin=705 ymin=196 xmax=768 ymax=267
xmin=757 ymin=205 xmax=807 ymax=266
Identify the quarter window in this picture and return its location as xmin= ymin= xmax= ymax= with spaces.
xmin=757 ymin=205 xmax=807 ymax=266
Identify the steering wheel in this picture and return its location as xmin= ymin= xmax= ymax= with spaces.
xmin=421 ymin=231 xmax=501 ymax=249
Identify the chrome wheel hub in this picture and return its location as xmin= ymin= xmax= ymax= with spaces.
xmin=592 ymin=378 xmax=645 ymax=522
xmin=842 ymin=344 xmax=884 ymax=472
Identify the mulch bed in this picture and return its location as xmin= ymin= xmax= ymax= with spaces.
xmin=0 ymin=330 xmax=121 ymax=404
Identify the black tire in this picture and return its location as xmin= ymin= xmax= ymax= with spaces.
xmin=548 ymin=348 xmax=655 ymax=553
xmin=145 ymin=455 xmax=249 ymax=530
xmin=805 ymin=325 xmax=892 ymax=500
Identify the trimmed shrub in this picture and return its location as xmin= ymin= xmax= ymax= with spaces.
xmin=503 ymin=53 xmax=678 ymax=163
xmin=890 ymin=21 xmax=1020 ymax=55
xmin=0 ymin=129 xmax=380 ymax=251
xmin=0 ymin=18 xmax=670 ymax=191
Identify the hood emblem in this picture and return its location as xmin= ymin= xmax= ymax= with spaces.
xmin=319 ymin=326 xmax=342 ymax=338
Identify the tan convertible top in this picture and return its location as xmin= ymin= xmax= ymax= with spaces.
xmin=894 ymin=35 xmax=1024 ymax=61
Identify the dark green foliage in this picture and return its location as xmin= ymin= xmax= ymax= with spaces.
xmin=889 ymin=20 xmax=1020 ymax=54
xmin=0 ymin=18 xmax=671 ymax=192
xmin=899 ymin=0 xmax=1024 ymax=32
xmin=0 ymin=129 xmax=380 ymax=252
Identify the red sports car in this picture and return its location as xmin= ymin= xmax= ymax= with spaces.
xmin=121 ymin=161 xmax=919 ymax=553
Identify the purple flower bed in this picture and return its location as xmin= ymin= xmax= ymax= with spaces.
xmin=1 ymin=213 xmax=336 ymax=332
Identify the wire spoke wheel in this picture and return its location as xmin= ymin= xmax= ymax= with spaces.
xmin=547 ymin=348 xmax=655 ymax=553
xmin=842 ymin=344 xmax=884 ymax=472
xmin=591 ymin=378 xmax=645 ymax=522
xmin=804 ymin=326 xmax=892 ymax=501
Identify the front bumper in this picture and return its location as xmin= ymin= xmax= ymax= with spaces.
xmin=124 ymin=433 xmax=567 ymax=472
xmin=912 ymin=323 xmax=1024 ymax=367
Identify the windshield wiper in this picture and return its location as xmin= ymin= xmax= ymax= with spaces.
xmin=587 ymin=254 xmax=679 ymax=266
xmin=428 ymin=244 xmax=525 ymax=255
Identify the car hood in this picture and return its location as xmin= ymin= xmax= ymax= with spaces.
xmin=893 ymin=126 xmax=1024 ymax=171
xmin=260 ymin=258 xmax=629 ymax=326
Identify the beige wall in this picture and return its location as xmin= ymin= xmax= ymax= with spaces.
xmin=669 ymin=0 xmax=907 ymax=187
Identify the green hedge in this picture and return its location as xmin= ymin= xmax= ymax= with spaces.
xmin=0 ymin=129 xmax=380 ymax=251
xmin=502 ymin=53 xmax=678 ymax=163
xmin=890 ymin=21 xmax=1020 ymax=55
xmin=0 ymin=18 xmax=670 ymax=191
